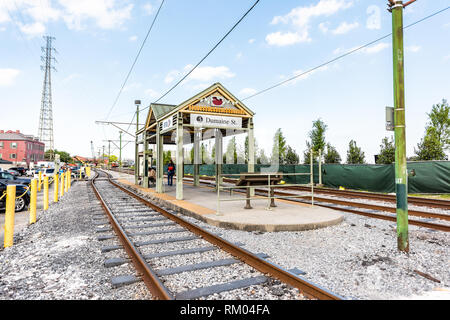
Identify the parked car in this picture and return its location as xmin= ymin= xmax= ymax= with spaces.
xmin=0 ymin=180 xmax=30 ymax=212
xmin=33 ymin=168 xmax=55 ymax=179
xmin=0 ymin=171 xmax=31 ymax=185
xmin=6 ymin=169 xmax=20 ymax=177
xmin=9 ymin=167 xmax=27 ymax=176
xmin=70 ymin=167 xmax=85 ymax=179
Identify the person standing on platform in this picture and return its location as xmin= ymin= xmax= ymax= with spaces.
xmin=167 ymin=159 xmax=175 ymax=186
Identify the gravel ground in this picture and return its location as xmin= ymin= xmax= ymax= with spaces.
xmin=0 ymin=180 xmax=152 ymax=300
xmin=1 ymin=173 xmax=449 ymax=300
xmin=112 ymin=171 xmax=450 ymax=301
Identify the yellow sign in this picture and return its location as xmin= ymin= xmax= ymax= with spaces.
xmin=188 ymin=105 xmax=245 ymax=115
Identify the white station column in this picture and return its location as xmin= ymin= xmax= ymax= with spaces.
xmin=248 ymin=119 xmax=255 ymax=196
xmin=176 ymin=113 xmax=183 ymax=200
xmin=156 ymin=123 xmax=163 ymax=193
xmin=215 ymin=129 xmax=223 ymax=190
xmin=193 ymin=127 xmax=200 ymax=186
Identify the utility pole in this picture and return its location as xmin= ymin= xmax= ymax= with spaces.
xmin=135 ymin=100 xmax=141 ymax=184
xmin=108 ymin=140 xmax=111 ymax=169
xmin=119 ymin=131 xmax=123 ymax=169
xmin=388 ymin=0 xmax=416 ymax=252
xmin=38 ymin=35 xmax=57 ymax=156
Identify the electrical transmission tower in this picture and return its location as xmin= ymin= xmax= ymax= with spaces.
xmin=38 ymin=35 xmax=57 ymax=154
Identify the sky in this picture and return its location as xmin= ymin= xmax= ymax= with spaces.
xmin=0 ymin=0 xmax=449 ymax=164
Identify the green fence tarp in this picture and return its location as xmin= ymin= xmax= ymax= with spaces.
xmin=181 ymin=161 xmax=450 ymax=194
xmin=322 ymin=164 xmax=395 ymax=193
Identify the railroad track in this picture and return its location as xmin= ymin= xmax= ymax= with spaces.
xmin=181 ymin=177 xmax=450 ymax=232
xmin=112 ymin=168 xmax=450 ymax=210
xmin=194 ymin=175 xmax=450 ymax=210
xmin=91 ymin=169 xmax=343 ymax=300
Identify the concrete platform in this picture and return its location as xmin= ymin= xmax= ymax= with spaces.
xmin=107 ymin=170 xmax=344 ymax=232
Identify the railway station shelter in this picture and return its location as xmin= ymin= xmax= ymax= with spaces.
xmin=135 ymin=83 xmax=255 ymax=200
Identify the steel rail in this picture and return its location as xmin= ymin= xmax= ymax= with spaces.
xmin=103 ymin=170 xmax=343 ymax=300
xmin=185 ymin=174 xmax=450 ymax=210
xmin=184 ymin=178 xmax=450 ymax=232
xmin=91 ymin=171 xmax=174 ymax=300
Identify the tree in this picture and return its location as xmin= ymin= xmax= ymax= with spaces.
xmin=271 ymin=128 xmax=287 ymax=164
xmin=346 ymin=140 xmax=365 ymax=164
xmin=257 ymin=148 xmax=269 ymax=164
xmin=414 ymin=126 xmax=448 ymax=160
xmin=45 ymin=149 xmax=72 ymax=163
xmin=225 ymin=137 xmax=237 ymax=164
xmin=427 ymin=99 xmax=449 ymax=151
xmin=244 ymin=136 xmax=258 ymax=164
xmin=303 ymin=141 xmax=316 ymax=164
xmin=376 ymin=137 xmax=395 ymax=164
xmin=309 ymin=119 xmax=327 ymax=154
xmin=324 ymin=143 xmax=341 ymax=164
xmin=163 ymin=150 xmax=172 ymax=164
xmin=285 ymin=146 xmax=299 ymax=164
xmin=303 ymin=119 xmax=328 ymax=164
xmin=413 ymin=99 xmax=449 ymax=160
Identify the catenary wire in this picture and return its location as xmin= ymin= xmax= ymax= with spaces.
xmin=241 ymin=6 xmax=450 ymax=101
xmin=105 ymin=0 xmax=165 ymax=120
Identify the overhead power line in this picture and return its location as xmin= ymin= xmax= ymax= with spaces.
xmin=131 ymin=0 xmax=261 ymax=120
xmin=241 ymin=5 xmax=450 ymax=101
xmin=153 ymin=0 xmax=260 ymax=104
xmin=105 ymin=0 xmax=165 ymax=120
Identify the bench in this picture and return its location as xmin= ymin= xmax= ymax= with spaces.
xmin=235 ymin=173 xmax=283 ymax=209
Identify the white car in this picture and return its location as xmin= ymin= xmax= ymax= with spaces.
xmin=33 ymin=168 xmax=56 ymax=179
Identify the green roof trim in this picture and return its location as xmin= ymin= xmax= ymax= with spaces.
xmin=150 ymin=103 xmax=177 ymax=120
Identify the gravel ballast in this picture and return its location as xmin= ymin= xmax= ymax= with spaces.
xmin=1 ymin=173 xmax=449 ymax=300
xmin=0 ymin=181 xmax=151 ymax=300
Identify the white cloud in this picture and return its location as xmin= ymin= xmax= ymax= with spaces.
xmin=286 ymin=65 xmax=329 ymax=85
xmin=58 ymin=0 xmax=133 ymax=30
xmin=268 ymin=0 xmax=354 ymax=45
xmin=0 ymin=68 xmax=20 ymax=86
xmin=363 ymin=42 xmax=389 ymax=54
xmin=406 ymin=45 xmax=421 ymax=53
xmin=239 ymin=88 xmax=257 ymax=97
xmin=0 ymin=0 xmax=133 ymax=33
xmin=318 ymin=22 xmax=329 ymax=34
xmin=164 ymin=69 xmax=181 ymax=84
xmin=129 ymin=35 xmax=137 ymax=41
xmin=236 ymin=52 xmax=243 ymax=60
xmin=187 ymin=65 xmax=235 ymax=82
xmin=331 ymin=21 xmax=359 ymax=35
xmin=366 ymin=5 xmax=381 ymax=30
xmin=248 ymin=38 xmax=256 ymax=44
xmin=142 ymin=3 xmax=154 ymax=15
xmin=19 ymin=21 xmax=46 ymax=36
xmin=165 ymin=65 xmax=235 ymax=85
xmin=123 ymin=82 xmax=142 ymax=92
xmin=144 ymin=88 xmax=159 ymax=98
xmin=62 ymin=73 xmax=81 ymax=84
xmin=266 ymin=31 xmax=307 ymax=46
xmin=333 ymin=42 xmax=390 ymax=55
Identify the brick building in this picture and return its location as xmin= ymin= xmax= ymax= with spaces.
xmin=0 ymin=130 xmax=45 ymax=167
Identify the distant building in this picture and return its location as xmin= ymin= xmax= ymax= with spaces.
xmin=0 ymin=130 xmax=45 ymax=167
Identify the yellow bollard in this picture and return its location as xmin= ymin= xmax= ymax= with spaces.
xmin=44 ymin=176 xmax=49 ymax=211
xmin=60 ymin=172 xmax=65 ymax=198
xmin=4 ymin=184 xmax=16 ymax=248
xmin=65 ymin=171 xmax=69 ymax=193
xmin=30 ymin=179 xmax=37 ymax=224
xmin=54 ymin=173 xmax=59 ymax=203
xmin=86 ymin=166 xmax=91 ymax=178
xmin=38 ymin=171 xmax=42 ymax=192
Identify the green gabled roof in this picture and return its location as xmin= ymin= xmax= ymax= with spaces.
xmin=151 ymin=103 xmax=177 ymax=120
